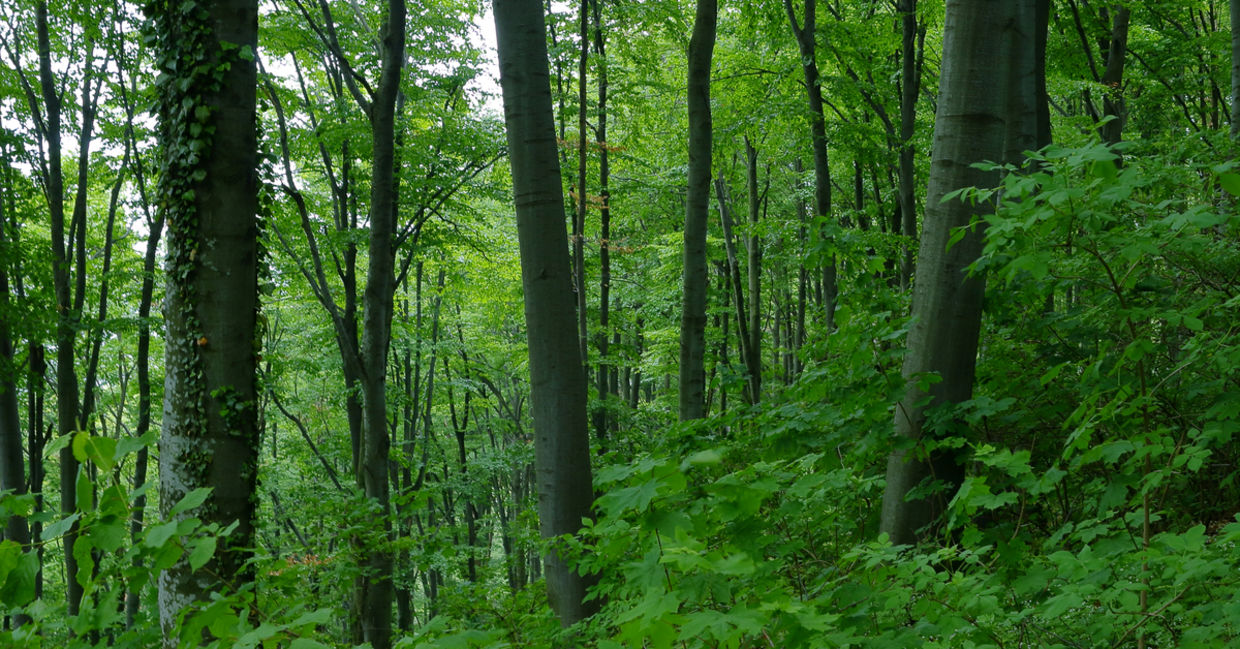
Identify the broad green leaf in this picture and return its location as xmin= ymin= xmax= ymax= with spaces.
xmin=1219 ymin=172 xmax=1240 ymax=196
xmin=169 ymin=487 xmax=213 ymax=517
xmin=42 ymin=512 xmax=81 ymax=541
xmin=188 ymin=536 xmax=216 ymax=571
xmin=144 ymin=521 xmax=180 ymax=549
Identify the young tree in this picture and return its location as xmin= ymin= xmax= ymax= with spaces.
xmin=679 ymin=0 xmax=718 ymax=421
xmin=880 ymin=0 xmax=1042 ymax=545
xmin=149 ymin=0 xmax=261 ymax=640
xmin=783 ymin=0 xmax=835 ymax=326
xmin=493 ymin=0 xmax=598 ymax=627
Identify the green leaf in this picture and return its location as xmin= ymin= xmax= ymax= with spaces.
xmin=1219 ymin=172 xmax=1240 ymax=196
xmin=170 ymin=487 xmax=212 ymax=516
xmin=0 ymin=548 xmax=38 ymax=607
xmin=1090 ymin=158 xmax=1117 ymax=181
xmin=188 ymin=536 xmax=216 ymax=571
xmin=681 ymin=448 xmax=722 ymax=469
xmin=42 ymin=512 xmax=80 ymax=540
xmin=144 ymin=521 xmax=180 ymax=549
xmin=288 ymin=640 xmax=332 ymax=649
xmin=73 ymin=432 xmax=118 ymax=472
xmin=288 ymin=609 xmax=332 ymax=628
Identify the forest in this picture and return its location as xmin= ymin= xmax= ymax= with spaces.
xmin=0 ymin=0 xmax=1239 ymax=646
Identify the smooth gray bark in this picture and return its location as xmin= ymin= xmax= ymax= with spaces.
xmin=679 ymin=0 xmax=717 ymax=421
xmin=493 ymin=0 xmax=599 ymax=627
xmin=1232 ymin=0 xmax=1240 ymax=138
xmin=156 ymin=0 xmax=260 ymax=639
xmin=880 ymin=0 xmax=1040 ymax=545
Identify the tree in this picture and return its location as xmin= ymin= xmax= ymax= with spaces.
xmin=783 ymin=0 xmax=835 ymax=327
xmin=493 ymin=0 xmax=599 ymax=627
xmin=880 ymin=0 xmax=1043 ymax=545
xmin=679 ymin=0 xmax=718 ymax=422
xmin=149 ymin=0 xmax=261 ymax=640
xmin=1232 ymin=0 xmax=1240 ymax=139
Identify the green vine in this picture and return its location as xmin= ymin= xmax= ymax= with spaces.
xmin=142 ymin=0 xmax=252 ymax=500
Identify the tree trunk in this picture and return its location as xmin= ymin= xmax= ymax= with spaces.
xmin=879 ymin=0 xmax=1040 ymax=546
xmin=679 ymin=0 xmax=718 ymax=422
xmin=784 ymin=0 xmax=835 ymax=329
xmin=897 ymin=0 xmax=921 ymax=290
xmin=592 ymin=0 xmax=612 ymax=449
xmin=1230 ymin=0 xmax=1239 ymax=139
xmin=0 ymin=155 xmax=30 ymax=607
xmin=33 ymin=0 xmax=87 ymax=617
xmin=493 ymin=0 xmax=600 ymax=628
xmin=745 ymin=139 xmax=763 ymax=403
xmin=152 ymin=0 xmax=260 ymax=640
xmin=1099 ymin=7 xmax=1131 ymax=144
xmin=357 ymin=1 xmax=406 ymax=646
xmin=574 ymin=0 xmax=590 ymax=372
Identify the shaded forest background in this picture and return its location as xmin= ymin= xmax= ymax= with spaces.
xmin=1 ymin=0 xmax=1239 ymax=647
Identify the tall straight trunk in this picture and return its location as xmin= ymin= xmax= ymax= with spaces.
xmin=1099 ymin=7 xmax=1131 ymax=144
xmin=115 ymin=68 xmax=164 ymax=626
xmin=0 ymin=158 xmax=30 ymax=587
xmin=1232 ymin=0 xmax=1240 ymax=139
xmin=744 ymin=139 xmax=762 ymax=403
xmin=793 ymin=158 xmax=807 ymax=376
xmin=679 ymin=0 xmax=718 ymax=422
xmin=33 ymin=0 xmax=86 ymax=616
xmin=896 ymin=0 xmax=921 ymax=289
xmin=357 ymin=1 xmax=406 ymax=646
xmin=494 ymin=0 xmax=599 ymax=626
xmin=879 ymin=0 xmax=1040 ymax=546
xmin=574 ymin=0 xmax=590 ymax=370
xmin=152 ymin=0 xmax=260 ymax=639
xmin=784 ymin=0 xmax=835 ymax=329
xmin=592 ymin=0 xmax=612 ymax=448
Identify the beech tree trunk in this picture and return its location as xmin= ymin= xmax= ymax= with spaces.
xmin=153 ymin=0 xmax=260 ymax=640
xmin=493 ymin=0 xmax=599 ymax=627
xmin=880 ymin=0 xmax=1041 ymax=546
xmin=1231 ymin=0 xmax=1240 ymax=139
xmin=679 ymin=0 xmax=718 ymax=421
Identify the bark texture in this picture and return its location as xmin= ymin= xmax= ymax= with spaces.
xmin=679 ymin=0 xmax=718 ymax=421
xmin=156 ymin=0 xmax=260 ymax=640
xmin=880 ymin=0 xmax=1040 ymax=545
xmin=1232 ymin=0 xmax=1240 ymax=139
xmin=493 ymin=0 xmax=599 ymax=627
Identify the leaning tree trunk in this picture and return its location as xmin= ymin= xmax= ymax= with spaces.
xmin=493 ymin=0 xmax=599 ymax=627
xmin=679 ymin=0 xmax=718 ymax=422
xmin=880 ymin=0 xmax=1041 ymax=546
xmin=151 ymin=0 xmax=260 ymax=642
